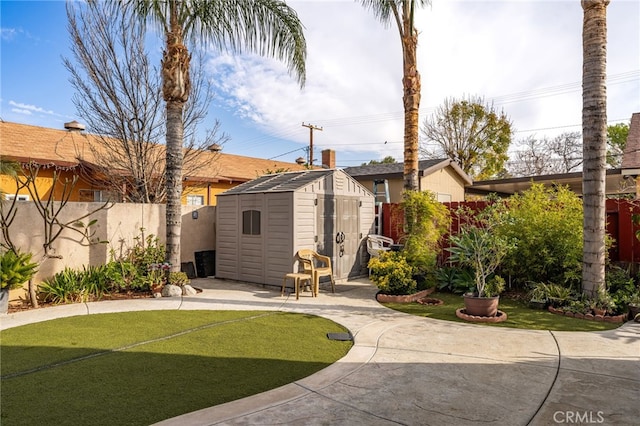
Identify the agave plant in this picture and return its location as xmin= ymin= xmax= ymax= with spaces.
xmin=1 ymin=250 xmax=38 ymax=290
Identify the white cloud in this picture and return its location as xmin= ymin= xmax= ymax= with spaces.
xmin=8 ymin=100 xmax=56 ymax=116
xmin=11 ymin=108 xmax=32 ymax=115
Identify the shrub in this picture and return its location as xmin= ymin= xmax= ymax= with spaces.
xmin=169 ymin=271 xmax=190 ymax=286
xmin=606 ymin=266 xmax=638 ymax=313
xmin=368 ymin=251 xmax=416 ymax=295
xmin=435 ymin=266 xmax=475 ymax=294
xmin=400 ymin=190 xmax=451 ymax=274
xmin=1 ymin=250 xmax=38 ymax=290
xmin=39 ymin=268 xmax=85 ymax=304
xmin=492 ymin=184 xmax=583 ymax=289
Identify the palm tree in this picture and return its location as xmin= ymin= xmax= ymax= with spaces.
xmin=360 ymin=0 xmax=430 ymax=192
xmin=581 ymin=0 xmax=609 ymax=297
xmin=117 ymin=0 xmax=306 ymax=273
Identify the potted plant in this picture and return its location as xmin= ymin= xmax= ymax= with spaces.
xmin=628 ymin=291 xmax=640 ymax=321
xmin=447 ymin=226 xmax=511 ymax=317
xmin=527 ymin=282 xmax=549 ymax=309
xmin=1 ymin=250 xmax=38 ymax=313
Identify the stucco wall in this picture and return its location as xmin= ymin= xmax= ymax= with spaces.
xmin=1 ymin=201 xmax=215 ymax=289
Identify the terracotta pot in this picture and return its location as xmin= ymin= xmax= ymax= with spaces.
xmin=463 ymin=295 xmax=500 ymax=317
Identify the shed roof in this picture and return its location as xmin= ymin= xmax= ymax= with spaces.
xmin=219 ymin=169 xmax=337 ymax=195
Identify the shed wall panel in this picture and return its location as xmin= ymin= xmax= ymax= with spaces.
xmin=215 ymin=197 xmax=240 ymax=280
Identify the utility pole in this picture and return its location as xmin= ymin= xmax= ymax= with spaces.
xmin=302 ymin=122 xmax=322 ymax=166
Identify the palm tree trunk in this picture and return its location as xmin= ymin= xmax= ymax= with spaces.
xmin=162 ymin=4 xmax=190 ymax=274
xmin=581 ymin=0 xmax=609 ymax=297
xmin=402 ymin=30 xmax=420 ymax=192
xmin=165 ymin=103 xmax=184 ymax=273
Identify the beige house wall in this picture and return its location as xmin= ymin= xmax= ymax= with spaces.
xmin=353 ymin=165 xmax=466 ymax=203
xmin=2 ymin=201 xmax=215 ymax=300
xmin=420 ymin=167 xmax=467 ymax=202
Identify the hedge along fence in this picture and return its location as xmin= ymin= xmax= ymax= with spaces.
xmin=382 ymin=199 xmax=640 ymax=266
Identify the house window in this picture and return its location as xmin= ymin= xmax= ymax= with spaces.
xmin=79 ymin=189 xmax=120 ymax=202
xmin=242 ymin=210 xmax=261 ymax=235
xmin=186 ymin=195 xmax=204 ymax=206
xmin=4 ymin=194 xmax=29 ymax=201
xmin=437 ymin=193 xmax=452 ymax=202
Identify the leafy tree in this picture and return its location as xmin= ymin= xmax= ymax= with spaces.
xmin=117 ymin=0 xmax=307 ymax=273
xmin=64 ymin=2 xmax=228 ymax=203
xmin=509 ymin=132 xmax=583 ymax=177
xmin=421 ymin=96 xmax=513 ymax=180
xmin=492 ymin=184 xmax=584 ymax=289
xmin=606 ymin=122 xmax=629 ymax=167
xmin=362 ymin=156 xmax=397 ymax=166
xmin=360 ymin=0 xmax=431 ymax=193
xmin=581 ymin=0 xmax=609 ymax=297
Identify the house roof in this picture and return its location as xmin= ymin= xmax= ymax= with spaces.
xmin=342 ymin=158 xmax=473 ymax=186
xmin=219 ymin=169 xmax=337 ymax=195
xmin=468 ymin=168 xmax=635 ymax=197
xmin=0 ymin=121 xmax=309 ymax=183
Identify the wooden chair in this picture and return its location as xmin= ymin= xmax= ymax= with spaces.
xmin=297 ymin=249 xmax=335 ymax=295
xmin=282 ymin=253 xmax=315 ymax=300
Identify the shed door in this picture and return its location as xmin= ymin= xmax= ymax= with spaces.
xmin=316 ymin=196 xmax=360 ymax=280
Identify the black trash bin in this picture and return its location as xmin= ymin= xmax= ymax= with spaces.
xmin=194 ymin=250 xmax=215 ymax=278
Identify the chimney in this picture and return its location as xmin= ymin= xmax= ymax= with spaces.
xmin=64 ymin=120 xmax=85 ymax=132
xmin=322 ymin=149 xmax=335 ymax=169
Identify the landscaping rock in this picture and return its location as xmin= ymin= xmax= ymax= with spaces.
xmin=182 ymin=284 xmax=197 ymax=296
xmin=162 ymin=284 xmax=182 ymax=297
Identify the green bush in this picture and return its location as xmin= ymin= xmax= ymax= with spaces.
xmin=1 ymin=250 xmax=38 ymax=290
xmin=606 ymin=266 xmax=638 ymax=313
xmin=492 ymin=184 xmax=583 ymax=289
xmin=368 ymin=251 xmax=417 ymax=295
xmin=128 ymin=232 xmax=166 ymax=276
xmin=39 ymin=268 xmax=86 ymax=304
xmin=435 ymin=266 xmax=475 ymax=294
xmin=401 ymin=190 xmax=451 ymax=274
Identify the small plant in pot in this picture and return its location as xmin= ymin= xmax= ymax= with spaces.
xmin=628 ymin=291 xmax=640 ymax=321
xmin=447 ymin=226 xmax=511 ymax=317
xmin=1 ymin=250 xmax=38 ymax=313
xmin=527 ymin=282 xmax=549 ymax=309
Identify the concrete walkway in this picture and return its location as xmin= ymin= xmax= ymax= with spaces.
xmin=2 ymin=278 xmax=639 ymax=425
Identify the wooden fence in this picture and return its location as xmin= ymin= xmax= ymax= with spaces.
xmin=381 ymin=200 xmax=640 ymax=265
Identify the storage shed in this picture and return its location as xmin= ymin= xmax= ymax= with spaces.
xmin=215 ymin=169 xmax=375 ymax=286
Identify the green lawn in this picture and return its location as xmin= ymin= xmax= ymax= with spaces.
xmin=382 ymin=291 xmax=622 ymax=331
xmin=0 ymin=310 xmax=352 ymax=426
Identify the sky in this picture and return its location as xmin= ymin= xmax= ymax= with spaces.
xmin=1 ymin=0 xmax=639 ymax=169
